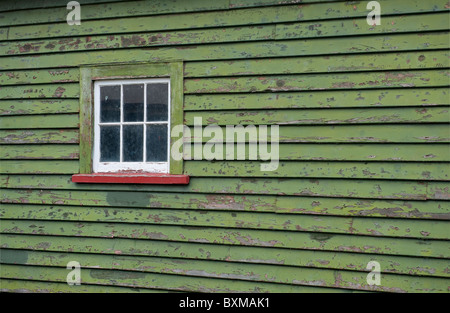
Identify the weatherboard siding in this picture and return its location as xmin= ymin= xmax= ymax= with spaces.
xmin=0 ymin=0 xmax=449 ymax=293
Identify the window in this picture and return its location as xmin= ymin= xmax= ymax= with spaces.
xmin=94 ymin=79 xmax=170 ymax=173
xmin=72 ymin=62 xmax=188 ymax=184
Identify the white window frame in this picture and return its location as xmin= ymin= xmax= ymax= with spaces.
xmin=93 ymin=78 xmax=171 ymax=173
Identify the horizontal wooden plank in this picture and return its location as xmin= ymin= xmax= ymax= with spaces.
xmin=229 ymin=0 xmax=448 ymax=12
xmin=280 ymin=125 xmax=450 ymax=143
xmin=3 ymin=142 xmax=448 ymax=162
xmin=2 ymin=207 xmax=447 ymax=240
xmin=0 ymin=129 xmax=79 ymax=144
xmin=183 ymin=161 xmax=450 ymax=181
xmin=1 ymin=223 xmax=448 ymax=258
xmin=0 ymin=263 xmax=347 ymax=293
xmin=0 ymin=159 xmax=448 ymax=180
xmin=0 ymin=0 xmax=230 ymax=25
xmin=0 ymin=251 xmax=448 ymax=292
xmin=0 ymin=160 xmax=79 ymax=174
xmin=0 ymin=99 xmax=79 ymax=115
xmin=2 ymin=32 xmax=448 ymax=70
xmin=2 ymin=187 xmax=449 ymax=219
xmin=2 ymin=0 xmax=447 ymax=38
xmin=3 ymin=12 xmax=449 ymax=56
xmin=275 ymin=12 xmax=450 ymax=40
xmin=184 ymin=143 xmax=450 ymax=162
xmin=0 ymin=145 xmax=79 ymax=159
xmin=185 ymin=107 xmax=450 ymax=125
xmin=184 ymin=88 xmax=450 ymax=110
xmin=3 ymin=88 xmax=446 ymax=115
xmin=1 ymin=24 xmax=276 ymax=56
xmin=184 ymin=51 xmax=450 ymax=77
xmin=1 ymin=174 xmax=447 ymax=201
xmin=229 ymin=0 xmax=340 ymax=6
xmin=0 ymin=278 xmax=159 ymax=293
xmin=185 ymin=124 xmax=450 ymax=143
xmin=2 ymin=0 xmax=353 ymax=15
xmin=0 ymin=114 xmax=79 ymax=129
xmin=0 ymin=84 xmax=79 ymax=99
xmin=0 ymin=69 xmax=79 ymax=86
xmin=2 ymin=125 xmax=447 ymax=144
xmin=184 ymin=70 xmax=450 ymax=94
xmin=0 ymin=0 xmax=127 ymax=12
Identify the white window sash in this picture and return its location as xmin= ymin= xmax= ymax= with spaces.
xmin=93 ymin=78 xmax=171 ymax=173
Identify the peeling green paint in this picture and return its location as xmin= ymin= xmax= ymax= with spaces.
xmin=0 ymin=0 xmax=449 ymax=294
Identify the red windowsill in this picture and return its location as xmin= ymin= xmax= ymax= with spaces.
xmin=72 ymin=173 xmax=190 ymax=185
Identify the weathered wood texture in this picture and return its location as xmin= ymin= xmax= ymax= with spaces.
xmin=0 ymin=0 xmax=449 ymax=293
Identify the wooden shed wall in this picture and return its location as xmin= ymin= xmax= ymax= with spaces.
xmin=0 ymin=0 xmax=449 ymax=293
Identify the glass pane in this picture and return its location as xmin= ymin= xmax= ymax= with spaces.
xmin=123 ymin=125 xmax=143 ymax=162
xmin=146 ymin=83 xmax=168 ymax=122
xmin=100 ymin=126 xmax=120 ymax=162
xmin=123 ymin=84 xmax=144 ymax=122
xmin=100 ymin=85 xmax=120 ymax=122
xmin=146 ymin=124 xmax=168 ymax=162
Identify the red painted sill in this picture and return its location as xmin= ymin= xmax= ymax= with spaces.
xmin=72 ymin=173 xmax=190 ymax=185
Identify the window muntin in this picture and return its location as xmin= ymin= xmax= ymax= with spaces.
xmin=93 ymin=78 xmax=170 ymax=173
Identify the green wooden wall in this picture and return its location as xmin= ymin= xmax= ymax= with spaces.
xmin=0 ymin=0 xmax=449 ymax=293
